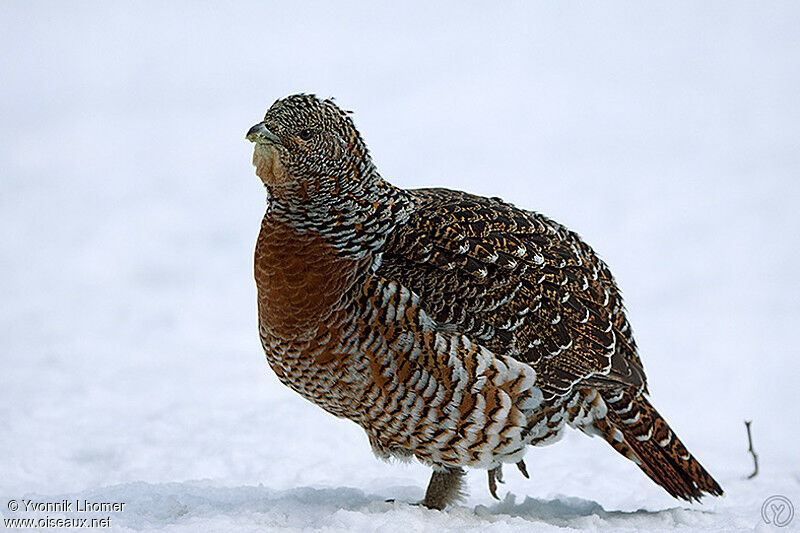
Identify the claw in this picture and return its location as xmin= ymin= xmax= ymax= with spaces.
xmin=487 ymin=467 xmax=501 ymax=500
xmin=516 ymin=459 xmax=529 ymax=479
xmin=495 ymin=464 xmax=504 ymax=484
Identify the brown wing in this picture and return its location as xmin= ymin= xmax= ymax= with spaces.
xmin=376 ymin=188 xmax=646 ymax=400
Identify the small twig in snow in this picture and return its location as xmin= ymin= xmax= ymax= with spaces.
xmin=744 ymin=420 xmax=758 ymax=479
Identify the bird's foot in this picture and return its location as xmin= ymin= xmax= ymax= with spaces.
xmin=487 ymin=466 xmax=503 ymax=500
xmin=516 ymin=459 xmax=530 ymax=478
xmin=487 ymin=459 xmax=531 ymax=500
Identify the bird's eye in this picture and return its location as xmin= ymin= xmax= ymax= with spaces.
xmin=299 ymin=129 xmax=314 ymax=141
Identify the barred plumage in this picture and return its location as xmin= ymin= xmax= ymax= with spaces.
xmin=247 ymin=94 xmax=723 ymax=509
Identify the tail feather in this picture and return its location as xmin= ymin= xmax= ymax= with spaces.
xmin=595 ymin=390 xmax=723 ymax=501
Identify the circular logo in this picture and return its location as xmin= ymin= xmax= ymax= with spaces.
xmin=761 ymin=495 xmax=794 ymax=528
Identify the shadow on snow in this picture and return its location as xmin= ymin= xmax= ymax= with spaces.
xmin=9 ymin=481 xmax=708 ymax=530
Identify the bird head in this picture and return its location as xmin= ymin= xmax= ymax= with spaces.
xmin=247 ymin=94 xmax=373 ymax=197
xmin=247 ymin=94 xmax=413 ymax=256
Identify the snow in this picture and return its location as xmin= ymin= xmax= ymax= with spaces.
xmin=1 ymin=2 xmax=799 ymax=531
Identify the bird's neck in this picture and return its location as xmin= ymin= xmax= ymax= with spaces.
xmin=264 ymin=167 xmax=415 ymax=259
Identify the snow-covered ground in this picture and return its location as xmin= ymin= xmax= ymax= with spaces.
xmin=2 ymin=2 xmax=799 ymax=531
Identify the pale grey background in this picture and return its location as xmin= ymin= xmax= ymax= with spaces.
xmin=1 ymin=2 xmax=798 ymax=531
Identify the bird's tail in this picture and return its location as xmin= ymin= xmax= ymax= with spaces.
xmin=592 ymin=390 xmax=723 ymax=501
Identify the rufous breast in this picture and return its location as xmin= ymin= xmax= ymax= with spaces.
xmin=255 ymin=215 xmax=365 ymax=340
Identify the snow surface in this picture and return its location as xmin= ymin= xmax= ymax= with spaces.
xmin=2 ymin=2 xmax=799 ymax=531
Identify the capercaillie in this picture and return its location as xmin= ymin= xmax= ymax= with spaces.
xmin=246 ymin=94 xmax=723 ymax=509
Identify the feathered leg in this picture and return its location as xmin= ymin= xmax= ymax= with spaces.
xmin=421 ymin=467 xmax=465 ymax=510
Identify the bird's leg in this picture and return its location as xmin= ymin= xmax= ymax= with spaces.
xmin=487 ymin=466 xmax=502 ymax=500
xmin=420 ymin=467 xmax=465 ymax=510
xmin=516 ymin=459 xmax=529 ymax=478
xmin=487 ymin=460 xmax=530 ymax=501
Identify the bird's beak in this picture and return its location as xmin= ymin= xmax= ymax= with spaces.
xmin=246 ymin=122 xmax=281 ymax=145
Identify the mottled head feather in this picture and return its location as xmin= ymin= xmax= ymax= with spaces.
xmin=250 ymin=94 xmax=413 ymax=258
xmin=254 ymin=94 xmax=372 ymax=193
